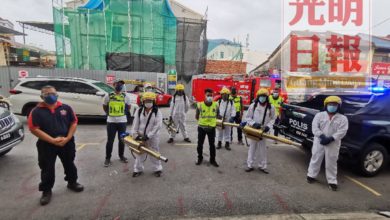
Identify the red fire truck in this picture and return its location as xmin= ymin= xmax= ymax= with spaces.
xmin=191 ymin=74 xmax=286 ymax=107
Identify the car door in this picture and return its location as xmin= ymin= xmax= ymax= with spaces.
xmin=47 ymin=81 xmax=78 ymax=110
xmin=68 ymin=81 xmax=103 ymax=116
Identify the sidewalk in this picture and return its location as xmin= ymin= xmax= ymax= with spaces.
xmin=182 ymin=212 xmax=389 ymax=220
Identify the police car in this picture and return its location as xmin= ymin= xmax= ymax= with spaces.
xmin=9 ymin=77 xmax=138 ymax=119
xmin=278 ymin=90 xmax=390 ymax=177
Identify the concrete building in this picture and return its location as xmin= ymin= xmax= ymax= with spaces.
xmin=207 ymin=39 xmax=268 ymax=74
xmin=251 ymin=31 xmax=390 ymax=77
xmin=0 ymin=18 xmax=55 ymax=67
xmin=0 ymin=17 xmax=15 ymax=41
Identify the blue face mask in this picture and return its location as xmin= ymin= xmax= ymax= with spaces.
xmin=327 ymin=105 xmax=338 ymax=113
xmin=115 ymin=85 xmax=123 ymax=92
xmin=44 ymin=94 xmax=58 ymax=105
xmin=259 ymin=96 xmax=267 ymax=103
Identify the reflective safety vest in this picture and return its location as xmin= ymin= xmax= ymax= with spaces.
xmin=108 ymin=93 xmax=126 ymax=117
xmin=198 ymin=101 xmax=218 ymax=127
xmin=268 ymin=95 xmax=284 ymax=116
xmin=230 ymin=96 xmax=242 ymax=112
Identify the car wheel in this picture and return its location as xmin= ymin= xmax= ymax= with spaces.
xmin=0 ymin=101 xmax=10 ymax=110
xmin=302 ymin=140 xmax=312 ymax=151
xmin=0 ymin=149 xmax=12 ymax=157
xmin=23 ymin=104 xmax=36 ymax=118
xmin=359 ymin=143 xmax=388 ymax=177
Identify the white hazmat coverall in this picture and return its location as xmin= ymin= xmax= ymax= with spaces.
xmin=131 ymin=107 xmax=163 ymax=172
xmin=217 ymin=99 xmax=236 ymax=143
xmin=169 ymin=95 xmax=190 ymax=139
xmin=244 ymin=102 xmax=275 ymax=169
xmin=307 ymin=111 xmax=348 ymax=184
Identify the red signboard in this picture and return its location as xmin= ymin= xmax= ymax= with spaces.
xmin=372 ymin=63 xmax=390 ymax=75
xmin=106 ymin=74 xmax=116 ymax=84
xmin=18 ymin=70 xmax=29 ymax=78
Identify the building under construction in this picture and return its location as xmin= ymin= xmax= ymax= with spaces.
xmin=53 ymin=0 xmax=208 ymax=81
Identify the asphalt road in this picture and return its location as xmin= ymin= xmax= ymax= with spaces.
xmin=0 ymin=108 xmax=389 ymax=220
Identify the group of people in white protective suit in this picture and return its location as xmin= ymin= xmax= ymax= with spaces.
xmin=108 ymin=81 xmax=348 ymax=191
xmin=241 ymin=89 xmax=348 ymax=191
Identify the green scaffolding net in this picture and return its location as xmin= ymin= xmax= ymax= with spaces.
xmin=53 ymin=0 xmax=177 ymax=71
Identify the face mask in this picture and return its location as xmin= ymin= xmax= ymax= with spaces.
xmin=272 ymin=93 xmax=279 ymax=98
xmin=43 ymin=94 xmax=58 ymax=105
xmin=206 ymin=96 xmax=213 ymax=102
xmin=327 ymin=105 xmax=338 ymax=113
xmin=144 ymin=102 xmax=153 ymax=109
xmin=115 ymin=85 xmax=123 ymax=92
xmin=258 ymin=96 xmax=267 ymax=103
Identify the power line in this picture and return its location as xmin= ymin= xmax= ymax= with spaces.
xmin=372 ymin=17 xmax=390 ymax=29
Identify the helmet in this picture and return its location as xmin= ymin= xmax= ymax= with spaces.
xmin=175 ymin=84 xmax=185 ymax=91
xmin=220 ymin=87 xmax=231 ymax=95
xmin=144 ymin=83 xmax=152 ymax=88
xmin=324 ymin=96 xmax=342 ymax=106
xmin=256 ymin=88 xmax=269 ymax=96
xmin=142 ymin=92 xmax=157 ymax=101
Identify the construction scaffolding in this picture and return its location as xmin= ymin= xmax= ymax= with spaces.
xmin=176 ymin=17 xmax=208 ymax=81
xmin=53 ymin=0 xmax=177 ymax=70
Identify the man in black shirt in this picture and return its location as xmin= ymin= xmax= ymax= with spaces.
xmin=29 ymin=85 xmax=84 ymax=206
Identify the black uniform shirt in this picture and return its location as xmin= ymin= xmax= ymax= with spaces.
xmin=28 ymin=101 xmax=78 ymax=138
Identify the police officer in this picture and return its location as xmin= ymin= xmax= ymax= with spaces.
xmin=307 ymin=96 xmax=349 ymax=191
xmin=167 ymin=84 xmax=191 ymax=143
xmin=268 ymin=88 xmax=285 ymax=144
xmin=229 ymin=87 xmax=244 ymax=145
xmin=217 ymin=87 xmax=236 ymax=151
xmin=131 ymin=92 xmax=163 ymax=177
xmin=243 ymin=88 xmax=276 ymax=174
xmin=195 ymin=88 xmax=219 ymax=167
xmin=29 ymin=85 xmax=84 ymax=206
xmin=103 ymin=79 xmax=133 ymax=167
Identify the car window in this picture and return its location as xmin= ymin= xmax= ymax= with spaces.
xmin=46 ymin=81 xmax=73 ymax=93
xmin=20 ymin=81 xmax=49 ymax=90
xmin=296 ymin=94 xmax=373 ymax=113
xmin=154 ymin=88 xmax=163 ymax=94
xmin=71 ymin=82 xmax=98 ymax=95
xmin=296 ymin=95 xmax=325 ymax=110
xmin=275 ymin=80 xmax=282 ymax=89
xmin=260 ymin=79 xmax=271 ymax=88
xmin=93 ymin=82 xmax=114 ymax=93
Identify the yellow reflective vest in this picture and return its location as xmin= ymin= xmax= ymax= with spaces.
xmin=197 ymin=101 xmax=218 ymax=127
xmin=230 ymin=95 xmax=242 ymax=112
xmin=108 ymin=93 xmax=126 ymax=117
xmin=268 ymin=95 xmax=284 ymax=117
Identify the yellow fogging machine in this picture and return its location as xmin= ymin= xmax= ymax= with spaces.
xmin=120 ymin=133 xmax=168 ymax=163
xmin=216 ymin=120 xmax=301 ymax=147
xmin=163 ymin=118 xmax=178 ymax=134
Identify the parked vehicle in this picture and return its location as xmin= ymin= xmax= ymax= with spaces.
xmin=0 ymin=95 xmax=11 ymax=110
xmin=0 ymin=104 xmax=24 ymax=157
xmin=125 ymin=81 xmax=172 ymax=106
xmin=278 ymin=90 xmax=390 ymax=177
xmin=192 ymin=74 xmax=286 ymax=107
xmin=9 ymin=77 xmax=138 ymax=118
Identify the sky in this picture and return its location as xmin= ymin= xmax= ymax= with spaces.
xmin=1 ymin=0 xmax=389 ymax=53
